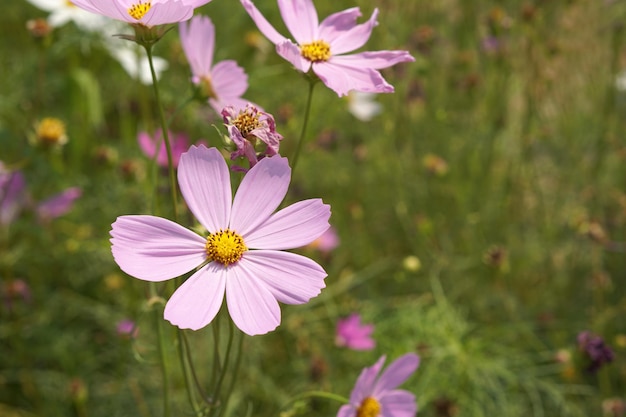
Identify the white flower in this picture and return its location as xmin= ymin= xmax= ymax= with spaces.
xmin=25 ymin=0 xmax=108 ymax=31
xmin=347 ymin=91 xmax=382 ymax=122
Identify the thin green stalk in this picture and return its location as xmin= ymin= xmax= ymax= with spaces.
xmin=177 ymin=330 xmax=202 ymax=415
xmin=150 ymin=282 xmax=171 ymax=417
xmin=209 ymin=318 xmax=235 ymax=417
xmin=221 ymin=329 xmax=245 ymax=417
xmin=279 ymin=390 xmax=349 ymax=413
xmin=290 ymin=78 xmax=317 ymax=174
xmin=144 ymin=44 xmax=178 ymax=221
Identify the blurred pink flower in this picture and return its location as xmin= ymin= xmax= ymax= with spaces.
xmin=70 ymin=0 xmax=210 ymax=26
xmin=110 ymin=145 xmax=331 ymax=335
xmin=137 ymin=130 xmax=196 ymax=168
xmin=222 ymin=105 xmax=283 ymax=168
xmin=337 ymin=353 xmax=419 ymax=417
xmin=336 ymin=313 xmax=375 ymax=351
xmin=180 ymin=15 xmax=253 ymax=114
xmin=0 ymin=164 xmax=27 ymax=226
xmin=116 ymin=319 xmax=139 ymax=338
xmin=241 ymin=0 xmax=415 ymax=96
xmin=308 ymin=225 xmax=339 ymax=253
xmin=37 ymin=187 xmax=82 ymax=221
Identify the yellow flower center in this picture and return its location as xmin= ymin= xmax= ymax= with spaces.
xmin=205 ymin=230 xmax=247 ymax=266
xmin=36 ymin=117 xmax=67 ymax=145
xmin=233 ymin=111 xmax=262 ymax=138
xmin=356 ymin=397 xmax=381 ymax=417
xmin=128 ymin=2 xmax=151 ymax=20
xmin=300 ymin=40 xmax=331 ymax=62
xmin=65 ymin=0 xmax=76 ymax=7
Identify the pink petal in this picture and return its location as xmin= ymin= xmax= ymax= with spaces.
xmin=180 ymin=15 xmax=215 ymax=78
xmin=238 ymin=250 xmax=326 ymax=304
xmin=226 ymin=263 xmax=281 ymax=335
xmin=110 ymin=215 xmax=207 ymax=282
xmin=276 ymin=41 xmax=311 ymax=72
xmin=164 ymin=262 xmax=226 ymax=330
xmin=333 ymin=51 xmax=415 ymax=70
xmin=178 ymin=145 xmax=232 ymax=232
xmin=277 ymin=0 xmax=318 ymax=43
xmin=319 ymin=8 xmax=376 ymax=55
xmin=211 ymin=60 xmax=249 ymax=101
xmin=229 ymin=155 xmax=290 ymax=236
xmin=312 ymin=61 xmax=393 ymax=97
xmin=372 ymin=353 xmax=420 ymax=396
xmin=336 ymin=404 xmax=356 ymax=417
xmin=142 ymin=2 xmax=193 ymax=26
xmin=244 ymin=199 xmax=330 ymax=250
xmin=137 ymin=131 xmax=158 ymax=159
xmin=349 ymin=356 xmax=386 ymax=405
xmin=380 ymin=390 xmax=417 ymax=417
xmin=241 ymin=0 xmax=287 ymax=45
xmin=37 ymin=187 xmax=82 ymax=220
xmin=209 ymin=97 xmax=256 ymax=115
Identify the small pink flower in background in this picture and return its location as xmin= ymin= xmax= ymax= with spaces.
xmin=308 ymin=225 xmax=339 ymax=253
xmin=336 ymin=313 xmax=375 ymax=351
xmin=137 ymin=130 xmax=199 ymax=168
xmin=37 ymin=187 xmax=82 ymax=222
xmin=0 ymin=164 xmax=27 ymax=226
xmin=110 ymin=145 xmax=331 ymax=336
xmin=337 ymin=353 xmax=419 ymax=417
xmin=241 ymin=0 xmax=415 ymax=97
xmin=70 ymin=0 xmax=210 ymax=26
xmin=116 ymin=319 xmax=139 ymax=339
xmin=222 ymin=105 xmax=283 ymax=168
xmin=180 ymin=15 xmax=253 ymax=114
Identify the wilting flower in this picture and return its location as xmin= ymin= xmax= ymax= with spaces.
xmin=70 ymin=0 xmax=210 ymax=27
xmin=137 ymin=130 xmax=194 ymax=168
xmin=180 ymin=15 xmax=253 ymax=113
xmin=337 ymin=353 xmax=419 ymax=417
xmin=37 ymin=187 xmax=82 ymax=222
xmin=222 ymin=105 xmax=283 ymax=168
xmin=336 ymin=313 xmax=375 ymax=350
xmin=110 ymin=145 xmax=331 ymax=335
xmin=347 ymin=91 xmax=382 ymax=121
xmin=577 ymin=331 xmax=614 ymax=373
xmin=26 ymin=0 xmax=108 ymax=31
xmin=0 ymin=164 xmax=27 ymax=226
xmin=241 ymin=0 xmax=415 ymax=96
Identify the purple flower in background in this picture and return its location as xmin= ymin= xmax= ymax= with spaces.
xmin=337 ymin=353 xmax=419 ymax=417
xmin=37 ymin=187 xmax=82 ymax=222
xmin=180 ymin=15 xmax=253 ymax=114
xmin=577 ymin=330 xmax=614 ymax=373
xmin=116 ymin=319 xmax=139 ymax=338
xmin=0 ymin=164 xmax=27 ymax=226
xmin=240 ymin=0 xmax=415 ymax=96
xmin=110 ymin=145 xmax=331 ymax=336
xmin=336 ymin=313 xmax=375 ymax=351
xmin=222 ymin=105 xmax=283 ymax=168
xmin=137 ymin=130 xmax=197 ymax=168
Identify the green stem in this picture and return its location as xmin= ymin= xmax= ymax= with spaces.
xmin=209 ymin=318 xmax=235 ymax=417
xmin=177 ymin=330 xmax=202 ymax=415
xmin=221 ymin=329 xmax=244 ymax=417
xmin=279 ymin=390 xmax=349 ymax=413
xmin=150 ymin=282 xmax=171 ymax=417
xmin=144 ymin=44 xmax=179 ymax=221
xmin=290 ymin=78 xmax=316 ymax=175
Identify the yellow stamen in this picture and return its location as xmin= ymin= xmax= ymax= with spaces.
xmin=205 ymin=230 xmax=247 ymax=266
xmin=36 ymin=117 xmax=67 ymax=145
xmin=356 ymin=397 xmax=381 ymax=417
xmin=128 ymin=2 xmax=151 ymax=20
xmin=233 ymin=110 xmax=262 ymax=138
xmin=300 ymin=40 xmax=331 ymax=62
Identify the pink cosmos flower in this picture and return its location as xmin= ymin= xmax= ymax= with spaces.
xmin=0 ymin=165 xmax=27 ymax=226
xmin=336 ymin=313 xmax=375 ymax=351
xmin=180 ymin=15 xmax=253 ymax=114
xmin=110 ymin=145 xmax=331 ymax=336
xmin=222 ymin=105 xmax=283 ymax=168
xmin=240 ymin=0 xmax=415 ymax=97
xmin=70 ymin=0 xmax=211 ymax=26
xmin=36 ymin=187 xmax=82 ymax=222
xmin=337 ymin=353 xmax=419 ymax=417
xmin=137 ymin=130 xmax=197 ymax=168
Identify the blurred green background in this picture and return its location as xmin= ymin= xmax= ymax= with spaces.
xmin=1 ymin=0 xmax=625 ymax=416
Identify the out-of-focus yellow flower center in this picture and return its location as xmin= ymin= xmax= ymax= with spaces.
xmin=128 ymin=2 xmax=151 ymax=20
xmin=65 ymin=0 xmax=76 ymax=7
xmin=356 ymin=397 xmax=381 ymax=417
xmin=300 ymin=40 xmax=331 ymax=62
xmin=205 ymin=230 xmax=247 ymax=266
xmin=233 ymin=110 xmax=261 ymax=138
xmin=36 ymin=117 xmax=67 ymax=145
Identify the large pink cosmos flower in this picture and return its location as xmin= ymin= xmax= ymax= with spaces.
xmin=70 ymin=0 xmax=211 ymax=26
xmin=110 ymin=145 xmax=331 ymax=336
xmin=337 ymin=353 xmax=419 ymax=417
xmin=336 ymin=313 xmax=375 ymax=351
xmin=180 ymin=15 xmax=253 ymax=114
xmin=240 ymin=0 xmax=415 ymax=97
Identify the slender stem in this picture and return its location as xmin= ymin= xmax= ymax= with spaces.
xmin=221 ymin=329 xmax=244 ymax=417
xmin=177 ymin=330 xmax=202 ymax=415
xmin=290 ymin=78 xmax=316 ymax=174
xmin=209 ymin=318 xmax=235 ymax=417
xmin=150 ymin=282 xmax=171 ymax=417
xmin=279 ymin=390 xmax=349 ymax=412
xmin=144 ymin=44 xmax=179 ymax=221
